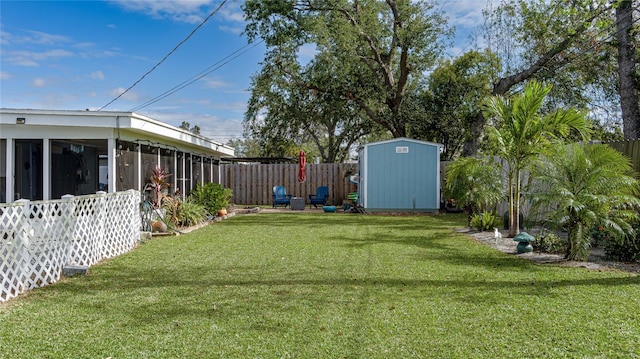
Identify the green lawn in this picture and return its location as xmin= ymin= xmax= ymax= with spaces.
xmin=1 ymin=213 xmax=639 ymax=358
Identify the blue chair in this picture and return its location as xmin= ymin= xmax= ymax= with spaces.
xmin=308 ymin=186 xmax=329 ymax=208
xmin=272 ymin=185 xmax=292 ymax=208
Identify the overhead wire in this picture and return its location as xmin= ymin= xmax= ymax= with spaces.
xmin=128 ymin=39 xmax=264 ymax=112
xmin=98 ymin=0 xmax=228 ymax=111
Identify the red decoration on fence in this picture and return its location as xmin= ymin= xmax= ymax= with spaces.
xmin=298 ymin=150 xmax=307 ymax=183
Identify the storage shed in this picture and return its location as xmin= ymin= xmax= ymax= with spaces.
xmin=357 ymin=138 xmax=442 ymax=212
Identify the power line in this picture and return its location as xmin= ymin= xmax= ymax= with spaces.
xmin=98 ymin=0 xmax=228 ymax=111
xmin=129 ymin=39 xmax=264 ymax=112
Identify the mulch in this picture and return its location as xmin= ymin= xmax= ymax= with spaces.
xmin=458 ymin=228 xmax=640 ymax=274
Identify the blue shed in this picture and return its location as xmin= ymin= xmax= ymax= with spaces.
xmin=357 ymin=138 xmax=442 ymax=212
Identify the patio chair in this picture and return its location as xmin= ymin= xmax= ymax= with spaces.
xmin=308 ymin=186 xmax=329 ymax=208
xmin=272 ymin=185 xmax=292 ymax=208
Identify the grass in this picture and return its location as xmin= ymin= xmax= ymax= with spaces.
xmin=1 ymin=212 xmax=639 ymax=358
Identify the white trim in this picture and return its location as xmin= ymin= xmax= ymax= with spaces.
xmin=43 ymin=139 xmax=50 ymax=200
xmin=360 ymin=137 xmax=443 ymax=149
xmin=362 ymin=145 xmax=368 ymax=209
xmin=108 ymin=138 xmax=116 ymax=194
xmin=6 ymin=138 xmax=14 ymax=202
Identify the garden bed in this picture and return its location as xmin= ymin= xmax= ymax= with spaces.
xmin=459 ymin=227 xmax=640 ymax=273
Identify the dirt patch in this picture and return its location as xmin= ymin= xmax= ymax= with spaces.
xmin=458 ymin=228 xmax=640 ymax=274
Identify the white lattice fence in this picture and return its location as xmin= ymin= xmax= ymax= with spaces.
xmin=0 ymin=190 xmax=141 ymax=302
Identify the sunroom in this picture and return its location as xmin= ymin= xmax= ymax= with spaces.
xmin=0 ymin=109 xmax=234 ymax=203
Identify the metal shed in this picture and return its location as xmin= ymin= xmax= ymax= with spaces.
xmin=357 ymin=138 xmax=442 ymax=212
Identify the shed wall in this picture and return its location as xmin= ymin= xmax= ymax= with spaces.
xmin=362 ymin=139 xmax=440 ymax=211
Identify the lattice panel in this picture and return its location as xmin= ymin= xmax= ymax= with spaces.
xmin=101 ymin=191 xmax=140 ymax=259
xmin=1 ymin=204 xmax=28 ymax=302
xmin=0 ymin=190 xmax=141 ymax=302
xmin=22 ymin=200 xmax=75 ymax=290
xmin=69 ymin=195 xmax=105 ymax=266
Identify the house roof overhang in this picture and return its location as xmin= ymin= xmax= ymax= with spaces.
xmin=0 ymin=108 xmax=234 ymax=157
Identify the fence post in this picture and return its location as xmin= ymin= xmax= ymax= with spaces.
xmin=61 ymin=194 xmax=75 ymax=266
xmin=14 ymin=199 xmax=30 ymax=296
xmin=95 ymin=191 xmax=107 ymax=260
xmin=126 ymin=190 xmax=141 ymax=242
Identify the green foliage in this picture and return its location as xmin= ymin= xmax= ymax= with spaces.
xmin=162 ymin=196 xmax=207 ymax=228
xmin=532 ymin=232 xmax=566 ymax=254
xmin=178 ymin=198 xmax=207 ymax=227
xmin=605 ymin=237 xmax=640 ymax=262
xmin=445 ymin=156 xmax=503 ymax=219
xmin=179 ymin=121 xmax=201 ymax=135
xmin=531 ymin=143 xmax=640 ymax=260
xmin=243 ymin=0 xmax=452 ymax=141
xmin=190 ymin=183 xmax=233 ymax=216
xmin=470 ymin=212 xmax=501 ymax=231
xmin=604 ymin=221 xmax=640 ymax=262
xmin=409 ymin=50 xmax=500 ymax=160
xmin=484 ymin=79 xmax=592 ymax=237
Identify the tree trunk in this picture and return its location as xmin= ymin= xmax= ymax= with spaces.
xmin=616 ymin=0 xmax=640 ymax=140
xmin=462 ymin=6 xmax=608 ymax=156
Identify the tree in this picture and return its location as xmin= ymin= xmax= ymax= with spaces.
xmin=444 ymin=156 xmax=504 ymax=224
xmin=225 ymin=138 xmax=262 ymax=158
xmin=464 ymin=0 xmax=616 ymax=155
xmin=243 ymin=0 xmax=451 ymax=139
xmin=483 ymin=80 xmax=591 ymax=237
xmin=244 ymin=56 xmax=378 ymax=163
xmin=408 ymin=50 xmax=500 ymax=160
xmin=179 ymin=121 xmax=201 ymax=135
xmin=616 ymin=0 xmax=640 ymax=140
xmin=530 ymin=143 xmax=640 ymax=260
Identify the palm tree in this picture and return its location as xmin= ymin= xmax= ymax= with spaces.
xmin=445 ymin=156 xmax=504 ymax=224
xmin=483 ymin=80 xmax=591 ymax=237
xmin=530 ymin=143 xmax=640 ymax=260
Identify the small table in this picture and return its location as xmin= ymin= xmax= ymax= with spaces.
xmin=290 ymin=197 xmax=305 ymax=210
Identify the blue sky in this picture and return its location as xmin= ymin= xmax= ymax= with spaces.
xmin=1 ymin=0 xmax=488 ymax=144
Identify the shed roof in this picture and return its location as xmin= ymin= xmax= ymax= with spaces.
xmin=359 ymin=137 xmax=443 ymax=149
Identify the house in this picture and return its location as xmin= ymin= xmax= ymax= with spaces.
xmin=357 ymin=138 xmax=442 ymax=212
xmin=0 ymin=109 xmax=234 ymax=203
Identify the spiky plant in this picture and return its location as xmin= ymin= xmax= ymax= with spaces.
xmin=530 ymin=143 xmax=640 ymax=260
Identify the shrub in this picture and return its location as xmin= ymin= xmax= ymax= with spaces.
xmin=190 ymin=183 xmax=233 ymax=216
xmin=532 ymin=232 xmax=566 ymax=254
xmin=162 ymin=196 xmax=207 ymax=228
xmin=604 ymin=226 xmax=640 ymax=262
xmin=178 ymin=199 xmax=207 ymax=227
xmin=470 ymin=212 xmax=500 ymax=231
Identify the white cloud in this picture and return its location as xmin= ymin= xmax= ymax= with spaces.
xmin=201 ymin=77 xmax=230 ymax=89
xmin=218 ymin=25 xmax=243 ymax=35
xmin=91 ymin=71 xmax=105 ymax=80
xmin=147 ymin=110 xmax=244 ymax=144
xmin=109 ymin=87 xmax=140 ymax=101
xmin=32 ymin=78 xmax=46 ymax=88
xmin=7 ymin=30 xmax=72 ymax=46
xmin=109 ymin=0 xmax=216 ymax=24
xmin=5 ymin=49 xmax=74 ymax=66
xmin=0 ymin=71 xmax=12 ymax=80
xmin=218 ymin=3 xmax=244 ymax=22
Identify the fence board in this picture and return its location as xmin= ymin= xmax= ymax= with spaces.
xmin=607 ymin=139 xmax=640 ymax=174
xmin=220 ymin=163 xmax=358 ymax=206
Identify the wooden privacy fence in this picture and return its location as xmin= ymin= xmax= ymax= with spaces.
xmin=220 ymin=163 xmax=359 ymax=206
xmin=607 ymin=139 xmax=640 ymax=173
